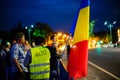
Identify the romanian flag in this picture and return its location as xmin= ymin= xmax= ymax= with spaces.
xmin=67 ymin=0 xmax=90 ymax=79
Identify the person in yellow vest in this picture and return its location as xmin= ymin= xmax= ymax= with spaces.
xmin=24 ymin=29 xmax=51 ymax=80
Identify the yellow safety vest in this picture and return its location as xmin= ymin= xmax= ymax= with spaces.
xmin=30 ymin=46 xmax=50 ymax=80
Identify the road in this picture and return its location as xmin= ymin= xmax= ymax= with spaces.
xmin=89 ymin=48 xmax=120 ymax=80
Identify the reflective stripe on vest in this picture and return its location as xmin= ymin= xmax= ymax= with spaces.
xmin=30 ymin=46 xmax=50 ymax=79
xmin=30 ymin=70 xmax=50 ymax=75
xmin=30 ymin=63 xmax=50 ymax=68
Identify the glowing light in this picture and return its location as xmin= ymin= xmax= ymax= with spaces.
xmin=113 ymin=21 xmax=116 ymax=24
xmin=57 ymin=32 xmax=62 ymax=36
xmin=63 ymin=34 xmax=67 ymax=38
xmin=59 ymin=45 xmax=65 ymax=51
xmin=100 ymin=40 xmax=103 ymax=43
xmin=104 ymin=22 xmax=108 ymax=25
xmin=31 ymin=25 xmax=34 ymax=28
xmin=7 ymin=42 xmax=10 ymax=45
xmin=72 ymin=45 xmax=76 ymax=48
xmin=25 ymin=26 xmax=28 ymax=29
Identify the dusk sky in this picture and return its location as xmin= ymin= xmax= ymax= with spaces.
xmin=0 ymin=0 xmax=120 ymax=33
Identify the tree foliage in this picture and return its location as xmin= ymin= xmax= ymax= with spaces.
xmin=10 ymin=22 xmax=25 ymax=40
xmin=34 ymin=22 xmax=54 ymax=37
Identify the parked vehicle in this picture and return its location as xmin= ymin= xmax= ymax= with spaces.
xmin=102 ymin=43 xmax=115 ymax=48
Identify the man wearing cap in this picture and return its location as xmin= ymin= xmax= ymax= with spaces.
xmin=24 ymin=29 xmax=51 ymax=80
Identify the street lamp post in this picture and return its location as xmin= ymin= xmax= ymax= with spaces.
xmin=25 ymin=25 xmax=34 ymax=45
xmin=108 ymin=24 xmax=113 ymax=42
xmin=104 ymin=21 xmax=116 ymax=43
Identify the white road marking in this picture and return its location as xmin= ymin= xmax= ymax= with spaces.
xmin=88 ymin=61 xmax=120 ymax=80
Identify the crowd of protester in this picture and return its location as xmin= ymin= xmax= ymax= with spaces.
xmin=0 ymin=32 xmax=63 ymax=80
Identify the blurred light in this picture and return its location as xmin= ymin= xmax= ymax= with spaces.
xmin=7 ymin=42 xmax=10 ymax=45
xmin=59 ymin=45 xmax=65 ymax=51
xmin=72 ymin=45 xmax=76 ymax=48
xmin=54 ymin=34 xmax=56 ymax=36
xmin=70 ymin=37 xmax=72 ymax=39
xmin=63 ymin=34 xmax=66 ymax=38
xmin=93 ymin=40 xmax=96 ymax=43
xmin=25 ymin=26 xmax=28 ymax=29
xmin=97 ymin=42 xmax=100 ymax=45
xmin=100 ymin=40 xmax=103 ymax=43
xmin=71 ymin=39 xmax=73 ymax=42
xmin=117 ymin=29 xmax=120 ymax=41
xmin=104 ymin=21 xmax=107 ymax=25
xmin=31 ymin=25 xmax=34 ymax=28
xmin=96 ymin=42 xmax=101 ymax=48
xmin=110 ymin=41 xmax=112 ymax=44
xmin=57 ymin=32 xmax=62 ymax=36
xmin=113 ymin=21 xmax=116 ymax=24
xmin=54 ymin=37 xmax=56 ymax=39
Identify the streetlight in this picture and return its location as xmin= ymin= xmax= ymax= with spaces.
xmin=104 ymin=21 xmax=116 ymax=43
xmin=25 ymin=25 xmax=34 ymax=45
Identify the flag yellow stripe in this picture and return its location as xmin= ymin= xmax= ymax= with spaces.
xmin=73 ymin=7 xmax=90 ymax=45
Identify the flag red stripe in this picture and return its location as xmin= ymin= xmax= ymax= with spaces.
xmin=67 ymin=40 xmax=88 ymax=79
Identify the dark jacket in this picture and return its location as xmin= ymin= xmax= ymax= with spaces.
xmin=47 ymin=46 xmax=60 ymax=71
xmin=0 ymin=48 xmax=7 ymax=80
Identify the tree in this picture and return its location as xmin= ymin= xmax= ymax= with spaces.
xmin=34 ymin=22 xmax=55 ymax=37
xmin=10 ymin=22 xmax=25 ymax=41
xmin=33 ymin=22 xmax=55 ymax=45
xmin=0 ymin=30 xmax=9 ymax=41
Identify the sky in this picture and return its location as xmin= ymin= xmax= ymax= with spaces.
xmin=0 ymin=0 xmax=120 ymax=33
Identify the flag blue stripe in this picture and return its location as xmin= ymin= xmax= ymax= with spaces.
xmin=80 ymin=0 xmax=90 ymax=9
xmin=70 ymin=0 xmax=90 ymax=37
xmin=70 ymin=13 xmax=78 ymax=37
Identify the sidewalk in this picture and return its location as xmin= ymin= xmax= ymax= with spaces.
xmin=61 ymin=53 xmax=101 ymax=80
xmin=79 ymin=64 xmax=101 ymax=80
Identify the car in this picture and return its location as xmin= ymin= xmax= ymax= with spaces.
xmin=102 ymin=43 xmax=115 ymax=48
xmin=108 ymin=43 xmax=115 ymax=48
xmin=102 ymin=44 xmax=108 ymax=48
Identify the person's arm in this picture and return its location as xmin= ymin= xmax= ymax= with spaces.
xmin=53 ymin=47 xmax=61 ymax=59
xmin=24 ymin=49 xmax=31 ymax=67
xmin=13 ymin=47 xmax=23 ymax=72
xmin=14 ymin=59 xmax=23 ymax=72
